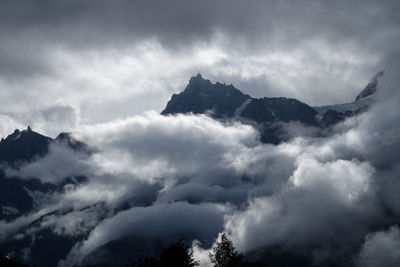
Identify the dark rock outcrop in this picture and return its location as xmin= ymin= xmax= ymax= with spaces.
xmin=240 ymin=97 xmax=317 ymax=126
xmin=0 ymin=128 xmax=88 ymax=221
xmin=162 ymin=74 xmax=319 ymax=144
xmin=162 ymin=74 xmax=251 ymax=118
xmin=0 ymin=127 xmax=52 ymax=165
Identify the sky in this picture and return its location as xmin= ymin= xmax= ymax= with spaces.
xmin=1 ymin=0 xmax=400 ymax=138
xmin=1 ymin=1 xmax=400 ymax=267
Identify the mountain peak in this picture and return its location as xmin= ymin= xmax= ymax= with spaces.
xmin=0 ymin=127 xmax=52 ymax=164
xmin=355 ymin=70 xmax=384 ymax=101
xmin=161 ymin=75 xmax=250 ymax=117
xmin=188 ymin=73 xmax=211 ymax=88
xmin=5 ymin=127 xmax=36 ymax=142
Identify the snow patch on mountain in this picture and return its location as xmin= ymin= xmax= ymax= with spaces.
xmin=234 ymin=99 xmax=252 ymax=117
xmin=313 ymin=97 xmax=373 ymax=115
xmin=355 ymin=71 xmax=384 ymax=101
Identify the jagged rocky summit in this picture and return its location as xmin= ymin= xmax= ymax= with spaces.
xmin=162 ymin=72 xmax=382 ymax=143
xmin=162 ymin=74 xmax=317 ymax=125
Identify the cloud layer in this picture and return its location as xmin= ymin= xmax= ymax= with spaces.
xmin=0 ymin=70 xmax=398 ymax=266
xmin=1 ymin=1 xmax=400 ymax=266
xmin=1 ymin=0 xmax=400 ymax=137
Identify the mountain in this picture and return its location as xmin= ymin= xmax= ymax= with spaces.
xmin=0 ymin=127 xmax=55 ymax=221
xmin=162 ymin=74 xmax=252 ymax=118
xmin=0 ymin=127 xmax=89 ymax=167
xmin=162 ymin=73 xmax=380 ymax=143
xmin=54 ymin=132 xmax=90 ymax=153
xmin=162 ymin=74 xmax=322 ymax=143
xmin=240 ymin=97 xmax=317 ymax=125
xmin=0 ymin=170 xmax=56 ymax=221
xmin=0 ymin=127 xmax=52 ymax=166
xmin=355 ymin=70 xmax=383 ymax=101
xmin=162 ymin=74 xmax=318 ymax=125
xmin=313 ymin=71 xmax=383 ymax=127
xmin=0 ymin=128 xmax=91 ymax=266
xmin=0 ymin=128 xmax=88 ymax=222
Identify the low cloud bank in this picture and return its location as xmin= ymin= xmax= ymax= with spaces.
xmin=1 ymin=72 xmax=399 ymax=267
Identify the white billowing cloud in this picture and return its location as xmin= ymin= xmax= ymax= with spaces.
xmin=16 ymin=206 xmax=106 ymax=242
xmin=0 ymin=24 xmax=387 ymax=141
xmin=219 ymin=74 xmax=400 ymax=264
xmin=41 ymin=209 xmax=102 ymax=237
xmin=0 ymin=40 xmax=230 ymax=135
xmin=357 ymin=226 xmax=400 ymax=267
xmin=76 ymin=112 xmax=260 ymax=182
xmin=0 ymin=114 xmax=24 ymax=139
xmin=224 ymin=157 xmax=375 ymax=253
xmin=290 ymin=157 xmax=372 ymax=202
xmin=30 ymin=106 xmax=81 ymax=137
xmin=204 ymin=37 xmax=379 ymax=105
xmin=0 ymin=105 xmax=80 ymax=139
xmin=10 ymin=143 xmax=90 ymax=184
xmin=11 ymin=112 xmax=267 ymax=209
xmin=2 ymin=72 xmax=399 ymax=266
xmin=54 ymin=111 xmax=379 ymax=265
xmin=13 ymin=111 xmax=259 ymax=182
xmin=192 ymin=240 xmax=213 ymax=267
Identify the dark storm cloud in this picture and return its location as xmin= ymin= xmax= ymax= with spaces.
xmin=0 ymin=0 xmax=398 ymax=128
xmin=2 ymin=0 xmax=399 ymax=47
xmin=1 ymin=0 xmax=399 ymax=78
xmin=357 ymin=226 xmax=400 ymax=267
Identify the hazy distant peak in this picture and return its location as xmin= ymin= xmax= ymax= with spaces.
xmin=355 ymin=70 xmax=384 ymax=101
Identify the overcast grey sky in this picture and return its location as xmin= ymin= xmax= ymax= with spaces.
xmin=0 ymin=0 xmax=399 ymax=137
xmin=2 ymin=2 xmax=400 ymax=266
